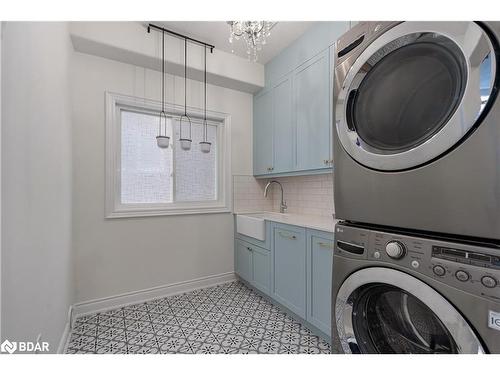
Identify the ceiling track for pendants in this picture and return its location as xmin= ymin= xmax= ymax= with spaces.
xmin=147 ymin=23 xmax=215 ymax=151
xmin=147 ymin=23 xmax=215 ymax=53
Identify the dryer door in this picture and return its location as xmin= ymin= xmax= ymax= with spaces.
xmin=335 ymin=267 xmax=484 ymax=354
xmin=335 ymin=22 xmax=496 ymax=171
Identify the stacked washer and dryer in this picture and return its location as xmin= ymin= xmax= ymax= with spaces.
xmin=331 ymin=21 xmax=500 ymax=353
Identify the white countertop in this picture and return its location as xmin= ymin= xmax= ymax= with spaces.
xmin=234 ymin=211 xmax=337 ymax=233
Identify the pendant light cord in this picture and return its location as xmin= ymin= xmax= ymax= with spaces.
xmin=162 ymin=30 xmax=166 ymax=133
xmin=204 ymin=46 xmax=208 ymax=142
xmin=162 ymin=30 xmax=165 ymax=115
xmin=184 ymin=38 xmax=187 ymax=117
xmin=159 ymin=29 xmax=165 ymax=137
xmin=180 ymin=38 xmax=192 ymax=140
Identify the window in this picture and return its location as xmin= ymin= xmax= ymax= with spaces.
xmin=106 ymin=93 xmax=231 ymax=218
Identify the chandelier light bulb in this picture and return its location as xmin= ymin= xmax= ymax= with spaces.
xmin=227 ymin=21 xmax=275 ymax=62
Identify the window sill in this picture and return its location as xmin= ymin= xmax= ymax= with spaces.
xmin=105 ymin=206 xmax=232 ymax=219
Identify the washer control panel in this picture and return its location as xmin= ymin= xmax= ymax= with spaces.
xmin=432 ymin=245 xmax=500 ymax=270
xmin=335 ymin=223 xmax=500 ymax=301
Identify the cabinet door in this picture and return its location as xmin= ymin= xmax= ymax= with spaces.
xmin=307 ymin=232 xmax=334 ymax=336
xmin=294 ymin=50 xmax=331 ymax=171
xmin=235 ymin=240 xmax=253 ymax=282
xmin=273 ymin=225 xmax=307 ymax=318
xmin=251 ymin=245 xmax=271 ymax=293
xmin=272 ymin=74 xmax=294 ymax=173
xmin=253 ymin=90 xmax=274 ymax=175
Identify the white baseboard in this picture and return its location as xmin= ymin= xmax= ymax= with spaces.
xmin=71 ymin=272 xmax=236 ymax=324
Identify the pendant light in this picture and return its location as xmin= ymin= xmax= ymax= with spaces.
xmin=156 ymin=29 xmax=170 ymax=149
xmin=179 ymin=38 xmax=192 ymax=151
xmin=199 ymin=46 xmax=211 ymax=153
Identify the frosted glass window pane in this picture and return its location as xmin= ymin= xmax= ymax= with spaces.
xmin=121 ymin=110 xmax=172 ymax=203
xmin=174 ymin=119 xmax=217 ymax=201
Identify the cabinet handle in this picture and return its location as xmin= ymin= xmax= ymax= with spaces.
xmin=318 ymin=242 xmax=334 ymax=249
xmin=278 ymin=231 xmax=297 ymax=240
xmin=247 ymin=247 xmax=253 ymax=252
xmin=323 ymin=159 xmax=329 ymax=165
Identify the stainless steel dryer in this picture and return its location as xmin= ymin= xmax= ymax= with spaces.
xmin=331 ymin=222 xmax=500 ymax=354
xmin=333 ymin=21 xmax=500 ymax=241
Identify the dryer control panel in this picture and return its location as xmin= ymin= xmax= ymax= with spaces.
xmin=334 ymin=223 xmax=500 ymax=301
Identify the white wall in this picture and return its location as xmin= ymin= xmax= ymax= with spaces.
xmin=69 ymin=22 xmax=264 ymax=94
xmin=1 ymin=22 xmax=74 ymax=350
xmin=72 ymin=50 xmax=253 ymax=302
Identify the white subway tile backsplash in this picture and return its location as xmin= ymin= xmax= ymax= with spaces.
xmin=232 ymin=173 xmax=334 ymax=217
xmin=232 ymin=175 xmax=274 ymax=213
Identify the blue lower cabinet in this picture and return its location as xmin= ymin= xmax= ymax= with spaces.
xmin=272 ymin=224 xmax=307 ymax=319
xmin=235 ymin=223 xmax=334 ymax=339
xmin=306 ymin=230 xmax=334 ymax=336
xmin=235 ymin=238 xmax=270 ymax=293
xmin=251 ymin=245 xmax=271 ymax=293
xmin=235 ymin=239 xmax=253 ymax=283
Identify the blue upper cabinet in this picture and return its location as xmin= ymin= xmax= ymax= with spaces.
xmin=253 ymin=89 xmax=274 ymax=175
xmin=253 ymin=22 xmax=349 ymax=178
xmin=272 ymin=73 xmax=294 ymax=173
xmin=295 ymin=50 xmax=331 ymax=171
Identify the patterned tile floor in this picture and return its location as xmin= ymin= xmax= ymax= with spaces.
xmin=66 ymin=281 xmax=331 ymax=354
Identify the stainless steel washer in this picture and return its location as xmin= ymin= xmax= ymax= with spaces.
xmin=331 ymin=222 xmax=500 ymax=354
xmin=333 ymin=21 xmax=500 ymax=241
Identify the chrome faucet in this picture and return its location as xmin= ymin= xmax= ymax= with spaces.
xmin=264 ymin=180 xmax=287 ymax=213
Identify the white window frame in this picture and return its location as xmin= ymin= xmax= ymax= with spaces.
xmin=105 ymin=92 xmax=232 ymax=218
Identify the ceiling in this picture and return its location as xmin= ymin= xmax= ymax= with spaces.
xmin=154 ymin=21 xmax=315 ymax=64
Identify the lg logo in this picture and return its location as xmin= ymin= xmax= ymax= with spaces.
xmin=489 ymin=310 xmax=500 ymax=332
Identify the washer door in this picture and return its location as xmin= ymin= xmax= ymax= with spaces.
xmin=335 ymin=268 xmax=484 ymax=354
xmin=336 ymin=22 xmax=496 ymax=171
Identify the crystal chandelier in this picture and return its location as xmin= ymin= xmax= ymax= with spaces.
xmin=227 ymin=21 xmax=275 ymax=61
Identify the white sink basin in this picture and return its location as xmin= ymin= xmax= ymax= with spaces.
xmin=236 ymin=214 xmax=266 ymax=241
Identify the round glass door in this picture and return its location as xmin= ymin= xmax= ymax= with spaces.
xmin=335 ymin=22 xmax=497 ymax=171
xmin=351 ymin=284 xmax=457 ymax=353
xmin=335 ymin=268 xmax=484 ymax=354
xmin=351 ymin=37 xmax=466 ymax=153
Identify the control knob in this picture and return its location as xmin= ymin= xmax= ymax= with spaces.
xmin=481 ymin=276 xmax=497 ymax=288
xmin=433 ymin=265 xmax=446 ymax=277
xmin=385 ymin=241 xmax=406 ymax=259
xmin=455 ymin=270 xmax=470 ymax=282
